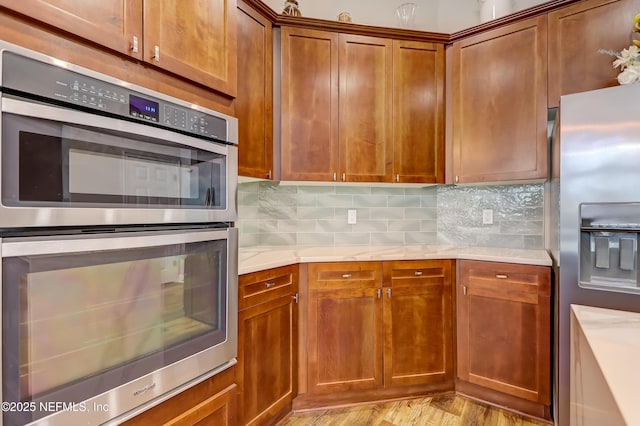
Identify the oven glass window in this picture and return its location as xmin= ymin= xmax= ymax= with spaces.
xmin=1 ymin=114 xmax=228 ymax=209
xmin=1 ymin=238 xmax=227 ymax=425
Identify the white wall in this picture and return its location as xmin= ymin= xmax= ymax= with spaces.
xmin=263 ymin=0 xmax=549 ymax=32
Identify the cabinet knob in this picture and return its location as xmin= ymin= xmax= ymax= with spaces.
xmin=414 ymin=271 xmax=423 ymax=276
xmin=342 ymin=172 xmax=346 ymax=182
xmin=341 ymin=273 xmax=352 ymax=279
xmin=377 ymin=288 xmax=382 ymax=299
xmin=265 ymin=282 xmax=276 ymax=288
xmin=495 ymin=274 xmax=508 ymax=279
xmin=463 ymin=285 xmax=467 ymax=296
xmin=293 ymin=293 xmax=299 ymax=304
xmin=455 ymin=176 xmax=459 ymax=184
xmin=396 ymin=174 xmax=400 ymax=182
xmin=153 ymin=45 xmax=160 ymax=62
xmin=333 ymin=172 xmax=337 ymax=181
xmin=387 ymin=288 xmax=392 ymax=298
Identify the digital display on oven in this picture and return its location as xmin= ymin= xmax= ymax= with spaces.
xmin=130 ymin=94 xmax=159 ymax=121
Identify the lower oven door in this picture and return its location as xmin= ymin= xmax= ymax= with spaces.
xmin=0 ymin=226 xmax=238 ymax=426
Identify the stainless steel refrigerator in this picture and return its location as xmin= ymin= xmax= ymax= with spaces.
xmin=549 ymin=82 xmax=640 ymax=425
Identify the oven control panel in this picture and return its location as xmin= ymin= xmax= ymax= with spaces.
xmin=1 ymin=51 xmax=231 ymax=143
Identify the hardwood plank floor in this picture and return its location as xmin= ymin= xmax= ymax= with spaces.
xmin=279 ymin=395 xmax=550 ymax=426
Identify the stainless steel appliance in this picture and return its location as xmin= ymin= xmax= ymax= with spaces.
xmin=549 ymin=83 xmax=640 ymax=425
xmin=0 ymin=41 xmax=239 ymax=426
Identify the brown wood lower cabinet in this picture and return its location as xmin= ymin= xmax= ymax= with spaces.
xmin=238 ymin=265 xmax=299 ymax=425
xmin=456 ymin=260 xmax=551 ymax=419
xmin=122 ymin=366 xmax=237 ymax=426
xmin=383 ymin=260 xmax=454 ymax=388
xmin=301 ymin=260 xmax=454 ymax=406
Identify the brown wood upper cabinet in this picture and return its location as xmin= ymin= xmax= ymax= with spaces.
xmin=548 ymin=0 xmax=640 ymax=107
xmin=238 ymin=265 xmax=298 ymax=425
xmin=237 ymin=0 xmax=273 ymax=179
xmin=451 ymin=16 xmax=548 ymax=183
xmin=306 ymin=260 xmax=453 ymax=395
xmin=280 ymin=27 xmax=340 ymax=181
xmin=0 ymin=0 xmax=237 ymax=96
xmin=393 ymin=41 xmax=445 ymax=184
xmin=457 ymin=260 xmax=551 ymax=418
xmin=280 ymin=28 xmax=445 ymax=183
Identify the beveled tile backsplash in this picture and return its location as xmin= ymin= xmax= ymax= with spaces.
xmin=237 ymin=181 xmax=544 ymax=249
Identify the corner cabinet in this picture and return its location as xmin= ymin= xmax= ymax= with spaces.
xmin=456 ymin=260 xmax=551 ymax=420
xmin=237 ymin=0 xmax=273 ymax=179
xmin=280 ymin=28 xmax=445 ymax=184
xmin=548 ymin=0 xmax=640 ymax=107
xmin=451 ymin=16 xmax=548 ymax=183
xmin=304 ymin=260 xmax=453 ymax=399
xmin=0 ymin=0 xmax=238 ymax=96
xmin=238 ymin=265 xmax=298 ymax=426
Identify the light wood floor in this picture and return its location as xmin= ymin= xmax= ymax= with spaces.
xmin=279 ymin=395 xmax=551 ymax=426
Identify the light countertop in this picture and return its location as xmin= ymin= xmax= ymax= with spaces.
xmin=570 ymin=305 xmax=640 ymax=426
xmin=239 ymin=245 xmax=551 ymax=275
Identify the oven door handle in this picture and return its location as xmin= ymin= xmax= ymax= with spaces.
xmin=1 ymin=228 xmax=237 ymax=257
xmin=1 ymin=97 xmax=231 ymax=156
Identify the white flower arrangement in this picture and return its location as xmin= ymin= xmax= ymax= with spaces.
xmin=600 ymin=13 xmax=640 ymax=85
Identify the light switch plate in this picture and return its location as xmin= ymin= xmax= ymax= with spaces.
xmin=482 ymin=209 xmax=493 ymax=225
xmin=347 ymin=209 xmax=357 ymax=225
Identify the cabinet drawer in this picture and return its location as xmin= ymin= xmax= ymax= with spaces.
xmin=308 ymin=262 xmax=383 ymax=291
xmin=459 ymin=260 xmax=550 ymax=299
xmin=383 ymin=259 xmax=453 ymax=288
xmin=239 ymin=265 xmax=298 ymax=310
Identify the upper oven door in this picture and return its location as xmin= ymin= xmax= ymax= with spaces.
xmin=0 ymin=97 xmax=238 ymax=228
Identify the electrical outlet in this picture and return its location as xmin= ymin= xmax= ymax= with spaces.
xmin=347 ymin=209 xmax=357 ymax=225
xmin=482 ymin=209 xmax=493 ymax=225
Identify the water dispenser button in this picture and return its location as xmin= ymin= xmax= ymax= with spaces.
xmin=620 ymin=238 xmax=636 ymax=271
xmin=595 ymin=237 xmax=610 ymax=269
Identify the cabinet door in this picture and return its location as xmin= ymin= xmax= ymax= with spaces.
xmin=0 ymin=0 xmax=143 ymax=59
xmin=143 ymin=0 xmax=237 ymax=96
xmin=392 ymin=41 xmax=445 ymax=184
xmin=307 ymin=262 xmax=383 ymax=393
xmin=339 ymin=34 xmax=393 ymax=183
xmin=548 ymin=0 xmax=640 ymax=107
xmin=237 ymin=1 xmax=273 ymax=179
xmin=451 ymin=16 xmax=548 ymax=183
xmin=238 ymin=295 xmax=297 ymax=425
xmin=457 ymin=260 xmax=551 ymax=405
xmin=238 ymin=265 xmax=298 ymax=425
xmin=280 ymin=27 xmax=339 ymax=181
xmin=382 ymin=260 xmax=453 ymax=387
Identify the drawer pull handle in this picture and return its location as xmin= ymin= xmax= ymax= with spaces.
xmin=496 ymin=274 xmax=508 ymax=279
xmin=265 ymin=282 xmax=276 ymax=288
xmin=414 ymin=271 xmax=423 ymax=276
xmin=342 ymin=273 xmax=352 ymax=279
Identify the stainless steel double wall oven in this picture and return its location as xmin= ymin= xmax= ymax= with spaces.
xmin=0 ymin=42 xmax=239 ymax=425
